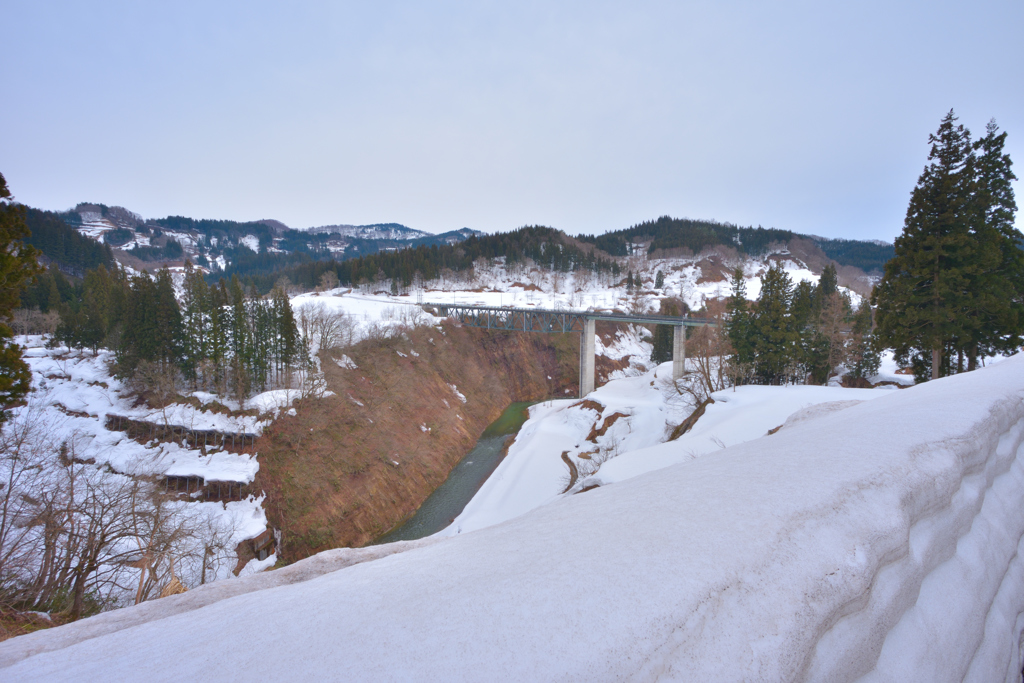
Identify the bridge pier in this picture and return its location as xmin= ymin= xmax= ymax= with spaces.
xmin=426 ymin=303 xmax=712 ymax=397
xmin=579 ymin=318 xmax=596 ymax=397
xmin=673 ymin=325 xmax=686 ymax=380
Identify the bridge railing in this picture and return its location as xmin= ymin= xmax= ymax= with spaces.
xmin=422 ymin=302 xmax=714 ymax=333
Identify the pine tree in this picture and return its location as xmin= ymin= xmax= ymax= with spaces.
xmin=153 ymin=269 xmax=183 ymax=367
xmin=180 ymin=261 xmax=212 ymax=385
xmin=959 ymin=120 xmax=1023 ymax=367
xmin=209 ymin=280 xmax=230 ymax=394
xmin=873 ymin=110 xmax=977 ymax=380
xmin=791 ymin=280 xmax=829 ymax=383
xmin=273 ymin=286 xmax=299 ymax=382
xmin=0 ymin=172 xmax=42 ymax=416
xmin=725 ymin=267 xmax=754 ymax=382
xmin=750 ymin=263 xmax=795 ymax=385
xmin=654 ymin=270 xmax=665 ymax=289
xmin=80 ymin=265 xmax=127 ymax=352
xmin=817 ymin=264 xmax=838 ymax=305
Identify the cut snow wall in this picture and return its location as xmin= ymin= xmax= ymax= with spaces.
xmin=2 ymin=358 xmax=1024 ymax=682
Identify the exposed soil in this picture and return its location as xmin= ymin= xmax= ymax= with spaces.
xmin=586 ymin=412 xmax=628 ymax=442
xmin=669 ymin=397 xmax=715 ymax=441
xmin=254 ymin=321 xmax=581 ymax=562
xmin=0 ymin=611 xmax=65 ymax=643
xmin=560 ymin=451 xmax=578 ymax=493
xmin=694 ymin=257 xmax=733 ymax=285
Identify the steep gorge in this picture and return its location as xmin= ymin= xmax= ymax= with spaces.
xmin=254 ymin=321 xmax=591 ymax=561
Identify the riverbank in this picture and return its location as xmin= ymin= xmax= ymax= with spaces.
xmin=253 ymin=321 xmax=580 ymax=560
xmin=373 ymin=401 xmax=539 ymax=544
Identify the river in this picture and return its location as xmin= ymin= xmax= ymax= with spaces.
xmin=372 ymin=401 xmax=537 ymax=544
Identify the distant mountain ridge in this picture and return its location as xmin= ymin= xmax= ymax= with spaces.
xmin=24 ymin=200 xmax=896 ymax=298
xmin=578 ymin=215 xmax=895 ymax=273
xmin=303 ymin=222 xmax=429 ymax=240
xmin=32 ymin=202 xmax=483 ymax=275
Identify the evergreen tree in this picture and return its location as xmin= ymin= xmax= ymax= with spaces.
xmin=0 ymin=172 xmax=42 ymax=416
xmin=650 ymin=298 xmax=686 ymax=363
xmin=82 ymin=265 xmax=127 ymax=350
xmin=750 ymin=263 xmax=796 ymax=384
xmin=725 ymin=267 xmax=754 ymax=381
xmin=117 ymin=269 xmax=182 ymax=374
xmin=959 ymin=119 xmax=1023 ymax=367
xmin=817 ymin=264 xmax=838 ymax=305
xmin=228 ymin=275 xmax=251 ymax=399
xmin=654 ymin=270 xmax=665 ymax=289
xmin=873 ymin=110 xmax=977 ymax=380
xmin=209 ymin=280 xmax=230 ymax=394
xmin=273 ymin=286 xmax=299 ymax=380
xmin=790 ymin=280 xmax=829 ymax=383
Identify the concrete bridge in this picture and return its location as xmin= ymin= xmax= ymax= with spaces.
xmin=422 ymin=303 xmax=714 ymax=397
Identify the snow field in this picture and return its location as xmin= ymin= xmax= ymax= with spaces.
xmin=5 ymin=354 xmax=1022 ymax=680
xmin=445 ymin=363 xmax=892 ymax=537
xmin=19 ymin=341 xmax=269 ymax=483
xmin=7 ymin=340 xmax=277 ymax=599
xmin=285 ymin=244 xmax=858 ymax=353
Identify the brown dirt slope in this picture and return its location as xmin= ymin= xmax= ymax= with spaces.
xmin=254 ymin=321 xmax=580 ymax=562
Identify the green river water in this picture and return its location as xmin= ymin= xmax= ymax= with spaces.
xmin=373 ymin=401 xmax=537 ymax=544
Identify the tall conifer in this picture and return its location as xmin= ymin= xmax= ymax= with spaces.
xmin=725 ymin=267 xmax=754 ymax=380
xmin=960 ymin=120 xmax=1023 ymax=367
xmin=750 ymin=263 xmax=795 ymax=384
xmin=873 ymin=110 xmax=976 ymax=379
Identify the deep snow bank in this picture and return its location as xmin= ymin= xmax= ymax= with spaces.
xmin=3 ymin=357 xmax=1024 ymax=681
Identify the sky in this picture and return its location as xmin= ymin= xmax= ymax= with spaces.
xmin=2 ymin=1 xmax=1022 ymax=242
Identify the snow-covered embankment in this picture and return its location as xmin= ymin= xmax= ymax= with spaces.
xmin=2 ymin=357 xmax=1024 ymax=681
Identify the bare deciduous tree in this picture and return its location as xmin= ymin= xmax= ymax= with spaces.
xmin=10 ymin=309 xmax=59 ymax=340
xmin=297 ymin=303 xmax=355 ymax=353
xmin=681 ymin=300 xmax=732 ymax=403
xmin=0 ymin=403 xmax=243 ymax=620
xmin=318 ymin=271 xmax=339 ymax=292
xmin=819 ymin=293 xmax=853 ymax=378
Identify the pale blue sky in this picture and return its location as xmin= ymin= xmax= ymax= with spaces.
xmin=2 ymin=1 xmax=1021 ymax=240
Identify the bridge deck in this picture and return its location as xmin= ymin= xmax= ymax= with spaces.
xmin=422 ymin=302 xmax=714 ymax=398
xmin=422 ymin=302 xmax=713 ymax=333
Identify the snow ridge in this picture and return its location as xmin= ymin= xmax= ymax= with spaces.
xmin=3 ymin=358 xmax=1023 ymax=680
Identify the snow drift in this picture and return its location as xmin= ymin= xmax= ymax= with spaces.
xmin=3 ymin=356 xmax=1024 ymax=681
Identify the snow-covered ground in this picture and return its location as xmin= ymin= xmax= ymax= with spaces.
xmin=18 ymin=338 xmax=281 ymax=482
xmin=5 ymin=338 xmax=283 ymax=595
xmin=286 ymin=245 xmax=864 ymax=356
xmin=443 ymin=363 xmax=896 ymax=537
xmin=3 ymin=348 xmax=1022 ymax=680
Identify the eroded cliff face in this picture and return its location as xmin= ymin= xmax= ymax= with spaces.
xmin=254 ymin=321 xmax=581 ymax=561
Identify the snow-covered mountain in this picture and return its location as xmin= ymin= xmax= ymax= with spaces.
xmin=302 ymin=222 xmax=430 ymax=240
xmin=56 ymin=203 xmax=483 ymax=275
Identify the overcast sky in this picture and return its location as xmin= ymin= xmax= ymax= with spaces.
xmin=2 ymin=1 xmax=1021 ymax=241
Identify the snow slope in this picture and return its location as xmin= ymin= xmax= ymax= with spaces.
xmin=443 ymin=365 xmax=895 ymax=537
xmin=3 ymin=354 xmax=1022 ymax=681
xmin=287 ymin=243 xmax=859 ymax=344
xmin=6 ymin=339 xmax=277 ymax=596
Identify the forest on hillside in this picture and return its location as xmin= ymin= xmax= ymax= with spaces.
xmin=23 ymin=208 xmax=115 ymax=276
xmin=578 ymin=216 xmax=896 ymax=272
xmin=224 ymin=226 xmax=622 ymax=294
